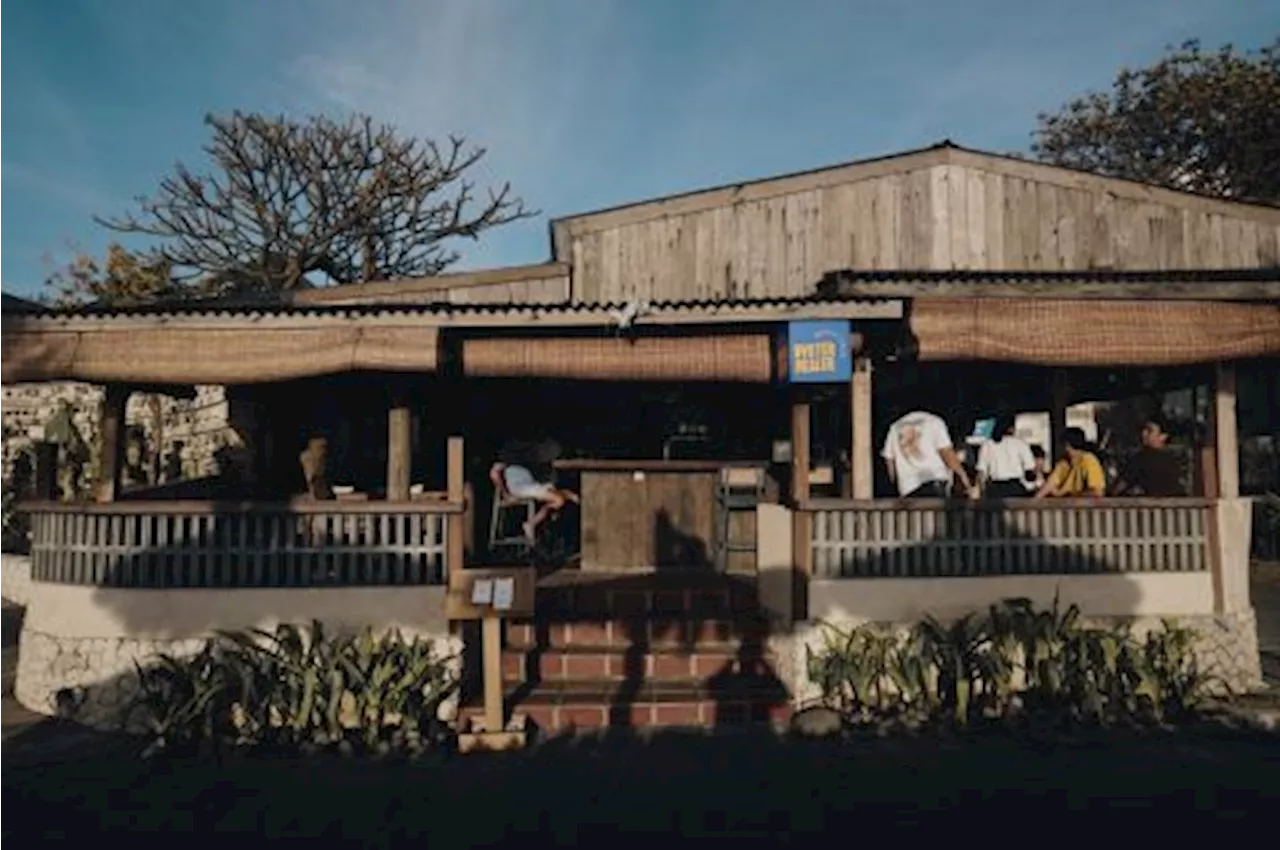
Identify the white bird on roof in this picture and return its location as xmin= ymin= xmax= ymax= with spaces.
xmin=609 ymin=299 xmax=651 ymax=329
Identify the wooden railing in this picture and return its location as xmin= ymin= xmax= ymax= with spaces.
xmin=23 ymin=500 xmax=460 ymax=588
xmin=805 ymin=498 xmax=1213 ymax=579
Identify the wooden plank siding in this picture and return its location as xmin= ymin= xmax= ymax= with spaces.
xmin=555 ymin=150 xmax=1280 ymax=304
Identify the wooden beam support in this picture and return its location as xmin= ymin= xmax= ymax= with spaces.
xmin=95 ymin=385 xmax=129 ymax=503
xmin=1049 ymin=369 xmax=1070 ymax=456
xmin=1214 ymin=362 xmax=1239 ymax=499
xmin=446 ymin=436 xmax=465 ymax=577
xmin=851 ymin=357 xmax=874 ymax=499
xmin=33 ymin=442 xmax=58 ymax=501
xmin=387 ymin=388 xmax=412 ymax=501
xmin=482 ymin=614 xmax=503 ymax=734
xmin=790 ymin=396 xmax=811 ymax=620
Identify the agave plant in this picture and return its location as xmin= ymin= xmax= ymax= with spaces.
xmin=130 ymin=620 xmax=458 ymax=759
xmin=914 ymin=613 xmax=992 ymax=726
xmin=805 ymin=622 xmax=907 ymax=720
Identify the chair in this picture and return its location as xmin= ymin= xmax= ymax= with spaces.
xmin=487 ymin=468 xmax=538 ymax=557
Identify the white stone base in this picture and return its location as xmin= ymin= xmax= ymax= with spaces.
xmin=775 ymin=608 xmax=1264 ymax=710
xmin=13 ymin=580 xmax=460 ymax=732
xmin=15 ymin=627 xmax=462 ymax=732
xmin=2 ymin=553 xmax=32 ymax=607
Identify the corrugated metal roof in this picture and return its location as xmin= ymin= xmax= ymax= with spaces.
xmin=20 ymin=292 xmax=878 ymax=321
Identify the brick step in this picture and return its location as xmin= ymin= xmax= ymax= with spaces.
xmin=506 ymin=616 xmax=768 ymax=651
xmin=502 ymin=645 xmax=777 ymax=683
xmin=460 ymin=679 xmax=792 ymax=734
xmin=532 ymin=571 xmax=760 ymax=620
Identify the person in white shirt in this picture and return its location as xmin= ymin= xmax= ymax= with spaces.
xmin=881 ymin=408 xmax=973 ymax=498
xmin=975 ymin=413 xmax=1037 ymax=499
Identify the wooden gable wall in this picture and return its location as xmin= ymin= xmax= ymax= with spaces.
xmin=552 ymin=148 xmax=1280 ymax=304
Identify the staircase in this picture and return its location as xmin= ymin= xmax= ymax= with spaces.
xmin=462 ymin=571 xmax=792 ymax=735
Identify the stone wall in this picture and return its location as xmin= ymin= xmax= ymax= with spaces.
xmin=776 ymin=608 xmax=1263 ymax=710
xmin=13 ymin=582 xmax=460 ymax=732
xmin=1 ymin=381 xmax=232 ymax=484
xmin=1 ymin=553 xmax=33 ymax=607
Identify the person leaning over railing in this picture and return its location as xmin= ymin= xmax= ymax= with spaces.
xmin=975 ymin=413 xmax=1038 ymax=499
xmin=1033 ymin=427 xmax=1106 ymax=499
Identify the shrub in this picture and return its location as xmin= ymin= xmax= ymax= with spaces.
xmin=130 ymin=620 xmax=457 ymax=759
xmin=805 ymin=596 xmax=1216 ymax=730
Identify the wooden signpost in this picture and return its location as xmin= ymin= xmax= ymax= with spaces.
xmin=448 ymin=565 xmax=537 ymax=754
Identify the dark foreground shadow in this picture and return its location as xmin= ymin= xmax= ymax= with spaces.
xmin=3 ymin=716 xmax=1280 ymax=844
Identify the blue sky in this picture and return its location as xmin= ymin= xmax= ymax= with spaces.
xmin=2 ymin=0 xmax=1273 ymax=296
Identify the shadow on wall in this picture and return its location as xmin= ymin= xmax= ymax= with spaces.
xmin=809 ymin=501 xmax=1149 ymax=623
xmin=13 ymin=503 xmax=460 ymax=730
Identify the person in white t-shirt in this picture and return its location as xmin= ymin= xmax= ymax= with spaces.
xmin=975 ymin=413 xmax=1037 ymax=499
xmin=881 ymin=408 xmax=973 ymax=498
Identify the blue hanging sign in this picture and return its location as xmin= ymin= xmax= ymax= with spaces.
xmin=787 ymin=320 xmax=852 ymax=383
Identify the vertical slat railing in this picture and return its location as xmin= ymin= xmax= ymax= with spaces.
xmin=20 ymin=501 xmax=456 ymax=588
xmin=807 ymin=499 xmax=1213 ymax=579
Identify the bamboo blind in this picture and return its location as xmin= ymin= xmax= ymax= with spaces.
xmin=911 ymin=299 xmax=1280 ymax=366
xmin=2 ymin=325 xmax=441 ymax=385
xmin=461 ymin=334 xmax=774 ymax=382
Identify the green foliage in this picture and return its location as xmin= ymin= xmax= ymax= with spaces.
xmin=130 ymin=621 xmax=457 ymax=759
xmin=806 ymin=596 xmax=1217 ymax=731
xmin=1033 ymin=39 xmax=1280 ymax=205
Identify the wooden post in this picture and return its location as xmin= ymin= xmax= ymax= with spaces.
xmin=446 ymin=436 xmax=465 ymax=577
xmin=387 ymin=387 xmax=412 ymax=501
xmin=33 ymin=442 xmax=58 ymax=501
xmin=1049 ymin=369 xmax=1070 ymax=456
xmin=1198 ymin=379 xmax=1220 ymax=499
xmin=791 ymin=396 xmax=811 ymax=620
xmin=1214 ymin=363 xmax=1239 ymax=499
xmin=482 ymin=613 xmax=503 ymax=732
xmin=851 ymin=357 xmax=874 ymax=499
xmin=96 ymin=384 xmax=129 ymax=503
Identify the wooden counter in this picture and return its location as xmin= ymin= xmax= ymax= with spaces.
xmin=553 ymin=459 xmax=765 ymax=572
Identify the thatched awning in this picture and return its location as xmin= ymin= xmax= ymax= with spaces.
xmin=911 ymin=299 xmax=1280 ymax=366
xmin=462 ymin=335 xmax=775 ymax=382
xmin=1 ymin=325 xmax=441 ymax=386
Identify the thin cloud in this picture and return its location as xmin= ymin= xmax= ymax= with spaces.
xmin=1 ymin=162 xmax=113 ymax=215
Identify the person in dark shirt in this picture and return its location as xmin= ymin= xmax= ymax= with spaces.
xmin=1114 ymin=414 xmax=1187 ymax=498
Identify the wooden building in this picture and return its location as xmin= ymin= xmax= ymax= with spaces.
xmin=4 ymin=141 xmax=1279 ymax=737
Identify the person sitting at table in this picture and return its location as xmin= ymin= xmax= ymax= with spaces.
xmin=975 ymin=413 xmax=1037 ymax=498
xmin=1111 ymin=413 xmax=1187 ymax=497
xmin=490 ymin=439 xmax=580 ymax=541
xmin=1034 ymin=427 xmax=1106 ymax=499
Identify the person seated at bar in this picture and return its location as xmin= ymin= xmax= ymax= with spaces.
xmin=490 ymin=438 xmax=580 ymax=541
xmin=882 ymin=408 xmax=974 ymax=499
xmin=1111 ymin=413 xmax=1187 ymax=497
xmin=975 ymin=413 xmax=1037 ymax=498
xmin=1034 ymin=427 xmax=1106 ymax=499
xmin=299 ymin=435 xmax=335 ymax=500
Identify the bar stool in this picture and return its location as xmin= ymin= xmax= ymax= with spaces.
xmin=488 ymin=487 xmax=538 ymax=556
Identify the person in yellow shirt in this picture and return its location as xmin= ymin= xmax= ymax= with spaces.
xmin=1034 ymin=427 xmax=1106 ymax=499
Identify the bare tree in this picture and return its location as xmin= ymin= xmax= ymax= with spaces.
xmin=97 ymin=112 xmax=536 ymax=294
